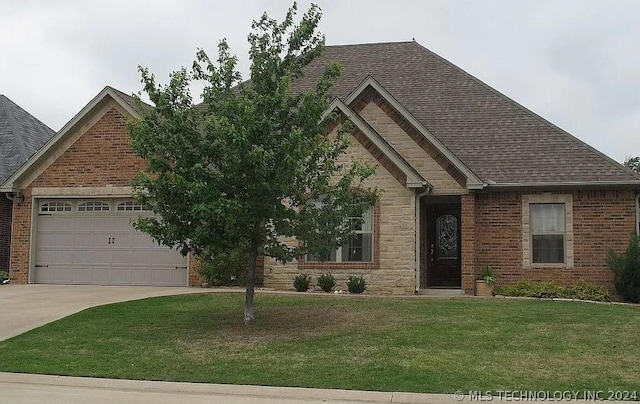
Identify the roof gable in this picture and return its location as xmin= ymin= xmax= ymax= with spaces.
xmin=291 ymin=41 xmax=640 ymax=187
xmin=326 ymin=98 xmax=430 ymax=190
xmin=345 ymin=76 xmax=484 ymax=190
xmin=0 ymin=95 xmax=55 ymax=184
xmin=0 ymin=87 xmax=141 ymax=192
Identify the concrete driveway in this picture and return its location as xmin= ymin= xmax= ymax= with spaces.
xmin=0 ymin=284 xmax=219 ymax=341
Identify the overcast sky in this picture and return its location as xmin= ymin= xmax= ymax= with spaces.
xmin=1 ymin=0 xmax=638 ymax=163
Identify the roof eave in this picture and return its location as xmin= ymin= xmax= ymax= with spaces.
xmin=481 ymin=180 xmax=640 ymax=191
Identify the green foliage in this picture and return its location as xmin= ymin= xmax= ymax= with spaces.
xmin=567 ymin=280 xmax=612 ymax=302
xmin=497 ymin=280 xmax=611 ymax=302
xmin=198 ymin=247 xmax=251 ymax=287
xmin=316 ymin=273 xmax=336 ymax=292
xmin=347 ymin=276 xmax=366 ymax=294
xmin=608 ymin=233 xmax=640 ymax=303
xmin=0 ymin=270 xmax=8 ymax=284
xmin=127 ymin=3 xmax=377 ymax=322
xmin=293 ymin=274 xmax=311 ymax=292
xmin=623 ymin=156 xmax=640 ymax=174
xmin=480 ymin=266 xmax=495 ymax=285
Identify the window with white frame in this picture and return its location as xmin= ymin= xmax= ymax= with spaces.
xmin=530 ymin=203 xmax=565 ymax=264
xmin=40 ymin=201 xmax=72 ymax=213
xmin=522 ymin=194 xmax=573 ymax=268
xmin=117 ymin=200 xmax=149 ymax=212
xmin=78 ymin=201 xmax=110 ymax=212
xmin=307 ymin=207 xmax=373 ymax=263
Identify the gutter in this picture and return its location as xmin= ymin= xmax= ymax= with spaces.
xmin=480 ymin=180 xmax=640 ymax=190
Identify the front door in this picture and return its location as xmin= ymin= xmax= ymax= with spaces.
xmin=426 ymin=205 xmax=461 ymax=287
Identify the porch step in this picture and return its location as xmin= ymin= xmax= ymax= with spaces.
xmin=418 ymin=288 xmax=464 ymax=297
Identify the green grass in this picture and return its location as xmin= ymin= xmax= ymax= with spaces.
xmin=1 ymin=293 xmax=639 ymax=394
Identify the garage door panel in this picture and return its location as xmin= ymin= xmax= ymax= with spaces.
xmin=35 ymin=198 xmax=188 ymax=286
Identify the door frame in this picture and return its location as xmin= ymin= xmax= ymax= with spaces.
xmin=420 ymin=196 xmax=462 ymax=289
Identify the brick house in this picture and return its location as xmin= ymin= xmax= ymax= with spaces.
xmin=2 ymin=41 xmax=639 ymax=294
xmin=0 ymin=94 xmax=55 ymax=271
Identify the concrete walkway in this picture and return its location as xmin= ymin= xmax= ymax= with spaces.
xmin=0 ymin=373 xmax=454 ymax=403
xmin=0 ymin=284 xmax=220 ymax=341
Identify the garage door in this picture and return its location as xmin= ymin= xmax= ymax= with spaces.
xmin=34 ymin=199 xmax=187 ymax=286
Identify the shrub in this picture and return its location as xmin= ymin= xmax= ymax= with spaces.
xmin=0 ymin=270 xmax=8 ymax=284
xmin=608 ymin=233 xmax=640 ymax=303
xmin=293 ymin=274 xmax=311 ymax=292
xmin=498 ymin=280 xmax=566 ymax=299
xmin=497 ymin=280 xmax=611 ymax=302
xmin=567 ymin=280 xmax=611 ymax=302
xmin=198 ymin=247 xmax=252 ymax=287
xmin=317 ymin=273 xmax=336 ymax=292
xmin=347 ymin=276 xmax=366 ymax=294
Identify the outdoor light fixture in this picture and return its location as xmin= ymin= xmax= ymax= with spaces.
xmin=14 ymin=191 xmax=24 ymax=205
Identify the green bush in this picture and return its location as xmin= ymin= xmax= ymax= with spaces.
xmin=317 ymin=273 xmax=336 ymax=292
xmin=608 ymin=233 xmax=640 ymax=303
xmin=567 ymin=280 xmax=612 ymax=302
xmin=497 ymin=280 xmax=611 ymax=302
xmin=347 ymin=275 xmax=366 ymax=294
xmin=293 ymin=274 xmax=311 ymax=292
xmin=198 ymin=247 xmax=253 ymax=287
xmin=0 ymin=270 xmax=8 ymax=284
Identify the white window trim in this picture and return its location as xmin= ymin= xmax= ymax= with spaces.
xmin=116 ymin=200 xmax=149 ymax=212
xmin=307 ymin=207 xmax=374 ymax=263
xmin=39 ymin=201 xmax=72 ymax=213
xmin=522 ymin=193 xmax=574 ymax=268
xmin=78 ymin=200 xmax=111 ymax=212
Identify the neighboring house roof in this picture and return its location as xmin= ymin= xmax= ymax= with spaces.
xmin=0 ymin=86 xmax=141 ymax=192
xmin=291 ymin=41 xmax=640 ymax=187
xmin=0 ymin=95 xmax=55 ymax=185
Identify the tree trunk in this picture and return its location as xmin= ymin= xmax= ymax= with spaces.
xmin=244 ymin=241 xmax=259 ymax=325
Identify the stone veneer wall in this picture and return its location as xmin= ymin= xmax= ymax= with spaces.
xmin=263 ymin=126 xmax=418 ymax=295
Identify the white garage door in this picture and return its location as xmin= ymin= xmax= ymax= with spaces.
xmin=34 ymin=199 xmax=187 ymax=286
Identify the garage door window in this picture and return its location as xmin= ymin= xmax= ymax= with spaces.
xmin=117 ymin=200 xmax=149 ymax=212
xmin=78 ymin=201 xmax=110 ymax=212
xmin=40 ymin=201 xmax=72 ymax=213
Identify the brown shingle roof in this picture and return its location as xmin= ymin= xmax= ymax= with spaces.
xmin=292 ymin=41 xmax=639 ymax=186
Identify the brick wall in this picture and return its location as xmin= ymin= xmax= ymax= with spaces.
xmin=475 ymin=190 xmax=637 ymax=292
xmin=9 ymin=103 xmax=201 ymax=286
xmin=0 ymin=196 xmax=12 ymax=270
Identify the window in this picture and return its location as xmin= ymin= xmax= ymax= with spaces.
xmin=40 ymin=201 xmax=72 ymax=213
xmin=530 ymin=203 xmax=565 ymax=263
xmin=522 ymin=194 xmax=573 ymax=268
xmin=78 ymin=201 xmax=110 ymax=212
xmin=117 ymin=200 xmax=149 ymax=212
xmin=307 ymin=207 xmax=373 ymax=263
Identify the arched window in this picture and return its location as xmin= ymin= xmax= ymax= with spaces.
xmin=78 ymin=201 xmax=110 ymax=212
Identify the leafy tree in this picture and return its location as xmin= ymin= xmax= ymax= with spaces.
xmin=623 ymin=156 xmax=640 ymax=174
xmin=128 ymin=3 xmax=377 ymax=324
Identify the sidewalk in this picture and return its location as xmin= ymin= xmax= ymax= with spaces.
xmin=0 ymin=372 xmax=455 ymax=403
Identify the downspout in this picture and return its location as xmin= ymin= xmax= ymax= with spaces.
xmin=415 ymin=185 xmax=430 ymax=294
xmin=636 ymin=194 xmax=640 ymax=236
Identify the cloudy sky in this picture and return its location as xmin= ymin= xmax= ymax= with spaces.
xmin=1 ymin=0 xmax=638 ymax=163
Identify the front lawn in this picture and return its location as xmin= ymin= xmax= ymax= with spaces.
xmin=0 ymin=293 xmax=639 ymax=394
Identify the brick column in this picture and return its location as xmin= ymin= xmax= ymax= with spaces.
xmin=461 ymin=193 xmax=476 ymax=295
